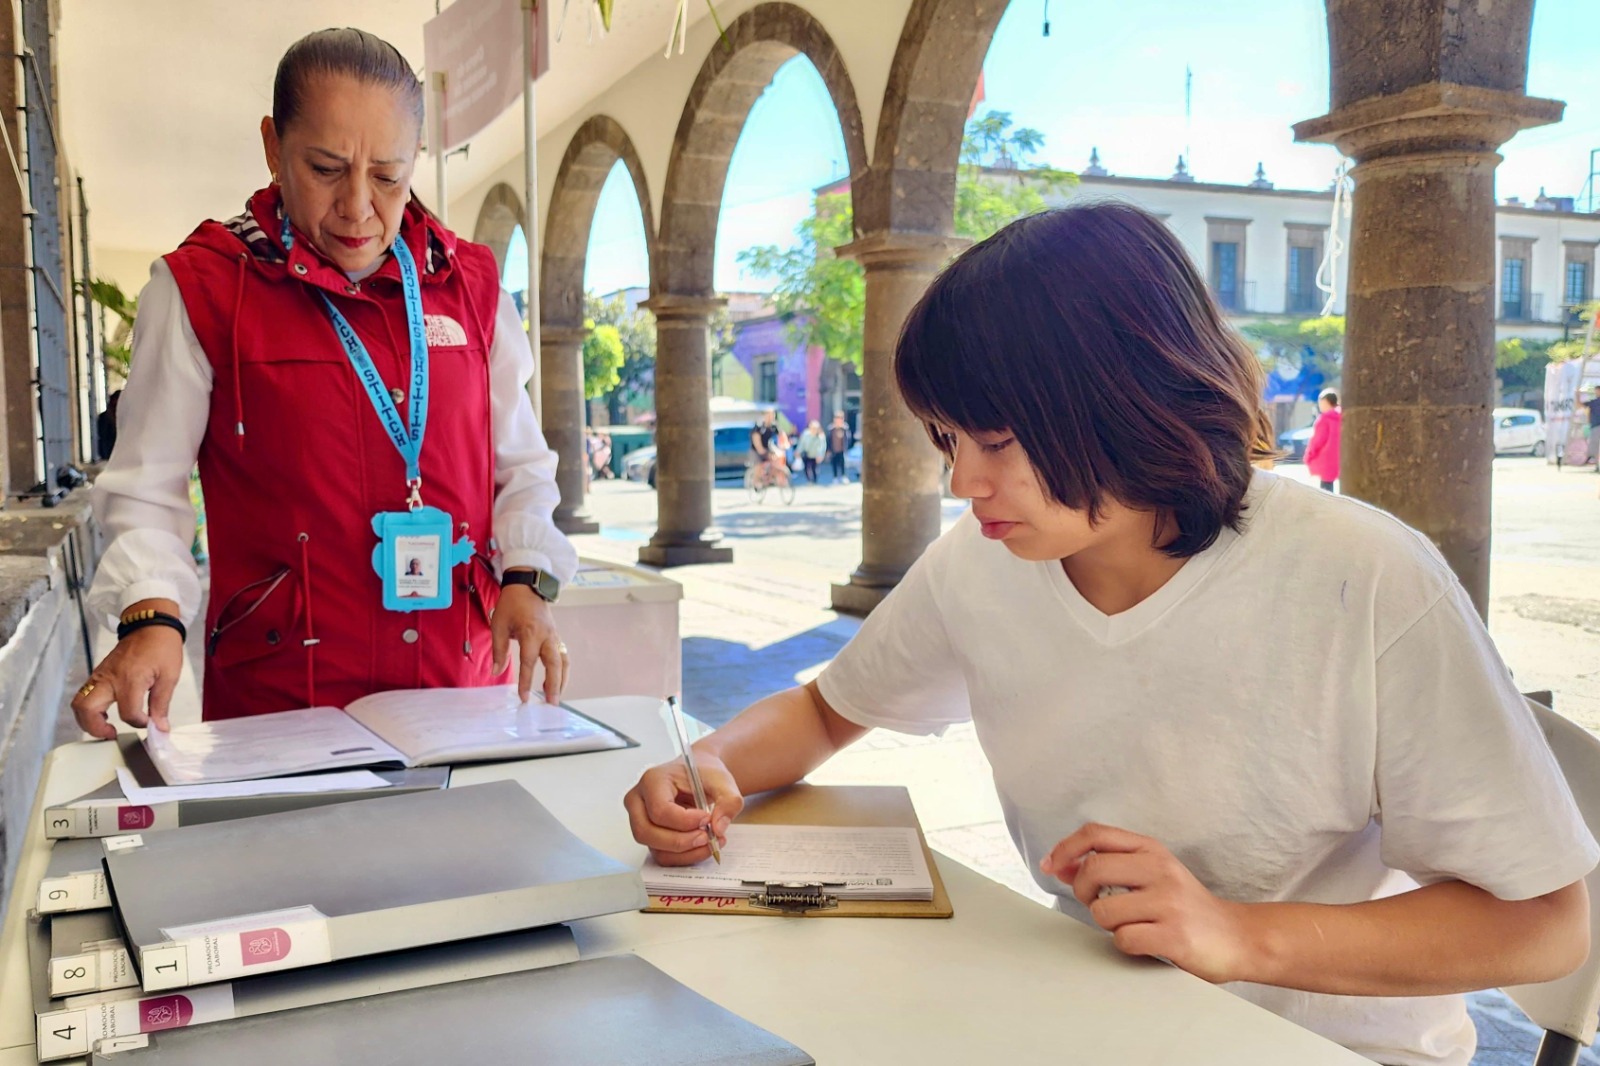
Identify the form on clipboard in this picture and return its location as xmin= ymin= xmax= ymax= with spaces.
xmin=641 ymin=784 xmax=954 ymax=918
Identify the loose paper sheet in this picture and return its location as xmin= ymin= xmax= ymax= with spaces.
xmin=342 ymin=686 xmax=629 ymax=764
xmin=640 ymin=825 xmax=934 ymax=901
xmin=115 ymin=768 xmax=390 ymax=806
xmin=144 ymin=708 xmax=405 ymax=785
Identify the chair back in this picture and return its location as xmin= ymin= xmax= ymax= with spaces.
xmin=1501 ymin=698 xmax=1600 ymax=1046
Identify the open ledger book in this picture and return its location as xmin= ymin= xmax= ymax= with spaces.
xmin=145 ymin=685 xmax=634 ymax=785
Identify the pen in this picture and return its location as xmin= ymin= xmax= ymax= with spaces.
xmin=665 ymin=695 xmax=721 ymax=864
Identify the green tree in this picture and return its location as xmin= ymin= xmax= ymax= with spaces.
xmin=1495 ymin=336 xmax=1567 ymax=400
xmin=581 ymin=320 xmax=625 ymax=400
xmin=1545 ymin=300 xmax=1600 ymax=366
xmin=738 ymin=110 xmax=1076 ymax=374
xmin=586 ymin=292 xmax=655 ymax=421
xmin=1242 ymin=315 xmax=1345 ymax=386
xmin=739 ymin=193 xmax=862 ymax=371
xmin=955 ymin=111 xmax=1073 ymax=239
xmin=581 ymin=291 xmax=735 ymax=417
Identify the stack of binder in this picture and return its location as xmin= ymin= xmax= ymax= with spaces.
xmin=29 ymin=778 xmax=642 ymax=1056
xmin=27 ymin=760 xmax=812 ymax=1063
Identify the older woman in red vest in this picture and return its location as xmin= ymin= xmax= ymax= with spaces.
xmin=74 ymin=28 xmax=577 ymax=735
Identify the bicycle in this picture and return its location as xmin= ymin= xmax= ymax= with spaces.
xmin=744 ymin=460 xmax=796 ymax=505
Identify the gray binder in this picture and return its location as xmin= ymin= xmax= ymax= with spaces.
xmin=88 ymin=954 xmax=814 ymax=1065
xmin=43 ymin=736 xmax=450 ymax=838
xmin=27 ymin=911 xmax=55 ymax=1015
xmin=105 ymin=780 xmax=646 ymax=991
xmin=46 ymin=910 xmax=134 ymax=996
xmin=32 ymin=926 xmax=578 ymax=1062
xmin=36 ymin=838 xmax=113 ymax=913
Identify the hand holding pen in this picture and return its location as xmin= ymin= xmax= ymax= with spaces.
xmin=622 ymin=697 xmax=746 ymax=867
xmin=666 ymin=695 xmax=721 ymax=863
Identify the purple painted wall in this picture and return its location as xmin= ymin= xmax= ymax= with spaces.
xmin=729 ymin=314 xmax=811 ymax=431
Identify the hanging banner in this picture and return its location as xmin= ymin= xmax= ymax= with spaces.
xmin=423 ymin=0 xmax=549 ymax=153
xmin=1544 ymin=357 xmax=1600 ymax=465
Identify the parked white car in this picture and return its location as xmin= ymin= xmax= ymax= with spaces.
xmin=1492 ymin=407 xmax=1546 ymax=457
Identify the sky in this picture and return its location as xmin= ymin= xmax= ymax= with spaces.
xmin=555 ymin=0 xmax=1600 ymax=297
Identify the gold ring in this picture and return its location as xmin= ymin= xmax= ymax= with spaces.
xmin=77 ymin=681 xmax=96 ymax=698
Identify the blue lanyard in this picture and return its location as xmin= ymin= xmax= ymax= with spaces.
xmin=282 ymin=217 xmax=430 ymax=507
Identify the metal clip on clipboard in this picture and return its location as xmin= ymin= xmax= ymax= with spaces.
xmin=742 ymin=880 xmax=844 ymax=913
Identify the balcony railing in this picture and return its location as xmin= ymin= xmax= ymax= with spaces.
xmin=1501 ymin=292 xmax=1545 ymax=322
xmin=1287 ymin=288 xmax=1321 ymax=314
xmin=1213 ymin=280 xmax=1257 ymax=315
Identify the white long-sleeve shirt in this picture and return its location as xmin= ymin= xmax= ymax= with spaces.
xmin=87 ymin=259 xmax=578 ymax=628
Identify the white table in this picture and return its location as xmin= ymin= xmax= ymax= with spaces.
xmin=0 ymin=697 xmax=1366 ymax=1064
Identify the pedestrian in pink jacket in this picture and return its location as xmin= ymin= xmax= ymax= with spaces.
xmin=1304 ymin=389 xmax=1342 ymax=491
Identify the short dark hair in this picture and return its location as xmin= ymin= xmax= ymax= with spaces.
xmin=273 ymin=28 xmax=424 ymax=133
xmin=1319 ymin=389 xmax=1339 ymax=407
xmin=895 ymin=201 xmax=1274 ymax=558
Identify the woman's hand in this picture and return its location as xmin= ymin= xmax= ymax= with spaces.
xmin=71 ymin=623 xmax=187 ymax=739
xmin=491 ymin=581 xmax=567 ymax=704
xmin=623 ymin=751 xmax=745 ymax=866
xmin=1040 ymin=823 xmax=1255 ymax=984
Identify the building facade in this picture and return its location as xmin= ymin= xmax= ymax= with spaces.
xmin=1062 ymin=160 xmax=1600 ymax=345
xmin=744 ymin=160 xmax=1600 ymax=432
xmin=723 ymin=311 xmax=859 ymax=434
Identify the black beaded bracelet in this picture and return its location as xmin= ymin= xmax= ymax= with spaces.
xmin=117 ymin=611 xmax=187 ymax=643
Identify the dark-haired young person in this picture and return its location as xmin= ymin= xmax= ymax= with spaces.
xmin=625 ymin=203 xmax=1596 ymax=1066
xmin=78 ymin=29 xmax=576 ymax=736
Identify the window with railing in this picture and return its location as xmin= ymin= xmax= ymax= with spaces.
xmin=1206 ymin=217 xmax=1250 ymax=314
xmin=1287 ymin=245 xmax=1319 ymax=313
xmin=1212 ymin=241 xmax=1240 ymax=311
xmin=1567 ymin=260 xmax=1591 ymax=309
xmin=1501 ymin=257 xmax=1526 ymax=320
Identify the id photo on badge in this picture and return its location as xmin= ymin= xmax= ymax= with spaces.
xmin=394 ymin=535 xmax=441 ymax=599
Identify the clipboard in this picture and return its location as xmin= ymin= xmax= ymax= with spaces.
xmin=643 ymin=783 xmax=954 ymax=918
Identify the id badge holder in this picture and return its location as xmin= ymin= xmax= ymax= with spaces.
xmin=370 ymin=506 xmax=475 ymax=613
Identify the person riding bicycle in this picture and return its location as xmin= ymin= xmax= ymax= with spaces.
xmin=749 ymin=409 xmax=787 ymax=486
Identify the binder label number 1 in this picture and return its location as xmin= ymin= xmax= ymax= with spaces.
xmin=142 ymin=945 xmax=189 ymax=990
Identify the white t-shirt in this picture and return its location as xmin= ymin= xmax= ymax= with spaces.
xmin=817 ymin=470 xmax=1599 ymax=1066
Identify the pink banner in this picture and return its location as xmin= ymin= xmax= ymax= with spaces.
xmin=423 ymin=0 xmax=548 ymax=153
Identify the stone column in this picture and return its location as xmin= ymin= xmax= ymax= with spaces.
xmin=831 ymin=233 xmax=966 ymax=616
xmin=1297 ymin=84 xmax=1562 ymax=618
xmin=538 ymin=323 xmax=599 ymax=535
xmin=637 ymin=295 xmax=732 ymax=567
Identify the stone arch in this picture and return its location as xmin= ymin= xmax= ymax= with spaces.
xmin=471 ymin=182 xmax=526 ymax=275
xmin=655 ymin=2 xmax=869 ymax=297
xmin=853 ymin=0 xmax=1009 ymax=238
xmin=541 ymin=115 xmax=656 ymax=328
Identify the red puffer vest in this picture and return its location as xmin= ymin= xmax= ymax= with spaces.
xmin=164 ymin=186 xmax=510 ymax=719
